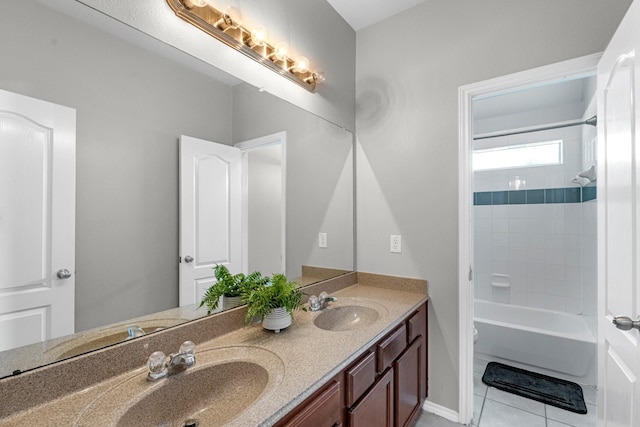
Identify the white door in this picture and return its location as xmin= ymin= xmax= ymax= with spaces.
xmin=0 ymin=89 xmax=75 ymax=353
xmin=597 ymin=1 xmax=640 ymax=425
xmin=179 ymin=136 xmax=241 ymax=308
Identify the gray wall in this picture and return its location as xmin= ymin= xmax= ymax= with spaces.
xmin=247 ymin=146 xmax=283 ymax=275
xmin=73 ymin=0 xmax=357 ymax=132
xmin=233 ymin=84 xmax=354 ymax=279
xmin=1 ymin=1 xmax=233 ymax=331
xmin=355 ymin=0 xmax=631 ymax=411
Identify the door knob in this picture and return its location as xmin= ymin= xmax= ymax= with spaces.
xmin=184 ymin=255 xmax=194 ymax=263
xmin=56 ymin=269 xmax=72 ymax=279
xmin=613 ymin=316 xmax=640 ymax=331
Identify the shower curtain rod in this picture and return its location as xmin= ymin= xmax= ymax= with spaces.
xmin=473 ymin=115 xmax=597 ymax=140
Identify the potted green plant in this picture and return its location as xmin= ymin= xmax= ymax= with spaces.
xmin=199 ymin=264 xmax=266 ymax=314
xmin=242 ymin=273 xmax=305 ymax=333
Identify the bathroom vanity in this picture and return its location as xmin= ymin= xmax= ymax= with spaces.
xmin=277 ymin=299 xmax=427 ymax=427
xmin=0 ymin=272 xmax=428 ymax=426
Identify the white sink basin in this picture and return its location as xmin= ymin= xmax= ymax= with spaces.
xmin=312 ymin=298 xmax=388 ymax=332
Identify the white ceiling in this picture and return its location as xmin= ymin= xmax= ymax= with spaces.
xmin=326 ymin=0 xmax=429 ymax=31
xmin=474 ymin=78 xmax=593 ymax=120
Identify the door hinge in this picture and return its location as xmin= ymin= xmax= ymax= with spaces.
xmin=468 ymin=266 xmax=473 ymax=281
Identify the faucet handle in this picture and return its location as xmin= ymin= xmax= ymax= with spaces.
xmin=147 ymin=351 xmax=168 ymax=380
xmin=179 ymin=341 xmax=196 ymax=366
xmin=308 ymin=292 xmax=337 ymax=311
xmin=308 ymin=295 xmax=320 ymax=311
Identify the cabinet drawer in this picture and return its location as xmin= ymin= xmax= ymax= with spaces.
xmin=280 ymin=380 xmax=342 ymax=427
xmin=377 ymin=324 xmax=407 ymax=373
xmin=407 ymin=306 xmax=426 ymax=344
xmin=346 ymin=351 xmax=376 ymax=407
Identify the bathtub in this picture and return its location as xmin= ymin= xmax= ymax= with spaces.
xmin=474 ymin=300 xmax=596 ymax=379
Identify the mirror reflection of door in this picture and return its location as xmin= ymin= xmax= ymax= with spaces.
xmin=0 ymin=89 xmax=76 ymax=352
xmin=178 ymin=134 xmax=285 ymax=309
xmin=179 ymin=136 xmax=242 ymax=308
xmin=236 ymin=132 xmax=286 ymax=277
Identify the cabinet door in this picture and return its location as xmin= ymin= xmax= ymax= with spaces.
xmin=395 ymin=337 xmax=424 ymax=427
xmin=280 ymin=380 xmax=343 ymax=427
xmin=407 ymin=303 xmax=428 ymax=400
xmin=348 ymin=368 xmax=394 ymax=427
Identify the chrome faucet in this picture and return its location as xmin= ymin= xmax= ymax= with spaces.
xmin=308 ymin=291 xmax=338 ymax=311
xmin=167 ymin=353 xmax=191 ymax=376
xmin=126 ymin=325 xmax=146 ymax=339
xmin=147 ymin=341 xmax=196 ymax=381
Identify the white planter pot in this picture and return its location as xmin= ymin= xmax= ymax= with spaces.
xmin=222 ymin=295 xmax=243 ymax=310
xmin=262 ymin=307 xmax=291 ymax=333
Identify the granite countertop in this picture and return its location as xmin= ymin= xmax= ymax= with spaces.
xmin=0 ymin=267 xmax=349 ymax=379
xmin=0 ymin=282 xmax=427 ymax=426
xmin=0 ymin=304 xmax=206 ymax=379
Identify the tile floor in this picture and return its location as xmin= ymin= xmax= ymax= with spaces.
xmin=414 ymin=358 xmax=597 ymax=427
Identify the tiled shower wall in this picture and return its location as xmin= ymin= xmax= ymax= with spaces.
xmin=474 ymin=124 xmax=596 ymax=315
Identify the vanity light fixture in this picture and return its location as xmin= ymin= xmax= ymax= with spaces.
xmin=167 ymin=0 xmax=324 ymax=92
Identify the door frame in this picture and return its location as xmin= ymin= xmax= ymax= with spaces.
xmin=456 ymin=53 xmax=600 ymax=424
xmin=235 ymin=131 xmax=287 ymax=275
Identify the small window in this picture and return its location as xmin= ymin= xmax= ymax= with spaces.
xmin=473 ymin=140 xmax=563 ymax=171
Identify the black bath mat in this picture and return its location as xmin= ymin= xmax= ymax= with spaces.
xmin=482 ymin=362 xmax=587 ymax=414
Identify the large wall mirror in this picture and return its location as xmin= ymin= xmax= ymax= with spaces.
xmin=0 ymin=0 xmax=354 ymax=378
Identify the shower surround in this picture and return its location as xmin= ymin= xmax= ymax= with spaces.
xmin=473 ymin=125 xmax=594 ymax=315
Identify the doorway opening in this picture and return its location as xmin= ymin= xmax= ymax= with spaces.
xmin=236 ymin=132 xmax=287 ymax=276
xmin=457 ymin=53 xmax=600 ymax=424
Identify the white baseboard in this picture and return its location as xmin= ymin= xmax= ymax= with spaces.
xmin=422 ymin=400 xmax=461 ymax=424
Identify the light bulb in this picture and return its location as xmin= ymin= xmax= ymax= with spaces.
xmin=293 ymin=56 xmax=309 ymax=74
xmin=313 ymin=70 xmax=325 ymax=83
xmin=250 ymin=26 xmax=268 ymax=47
xmin=273 ymin=42 xmax=289 ymax=61
xmin=223 ymin=5 xmax=242 ymax=29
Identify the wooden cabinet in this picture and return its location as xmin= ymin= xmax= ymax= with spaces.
xmin=350 ymin=302 xmax=428 ymax=427
xmin=348 ymin=368 xmax=394 ymax=427
xmin=407 ymin=303 xmax=428 ymax=400
xmin=276 ymin=301 xmax=428 ymax=427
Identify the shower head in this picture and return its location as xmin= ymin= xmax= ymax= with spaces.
xmin=578 ymin=164 xmax=597 ymax=183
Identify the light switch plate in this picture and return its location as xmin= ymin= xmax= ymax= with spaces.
xmin=319 ymin=232 xmax=327 ymax=248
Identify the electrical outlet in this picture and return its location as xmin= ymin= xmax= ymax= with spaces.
xmin=319 ymin=232 xmax=328 ymax=248
xmin=390 ymin=235 xmax=402 ymax=253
